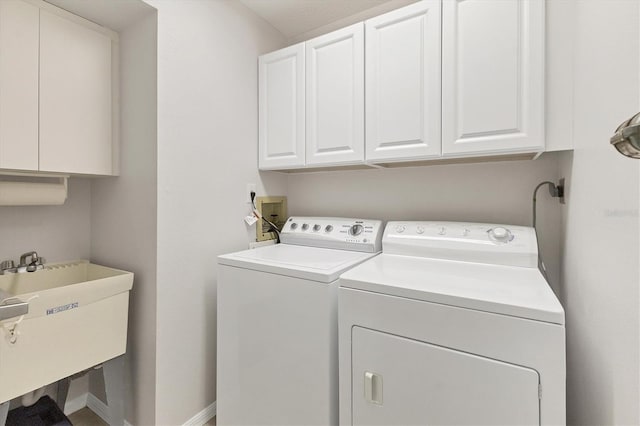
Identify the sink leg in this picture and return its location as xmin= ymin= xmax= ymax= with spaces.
xmin=0 ymin=401 xmax=9 ymax=426
xmin=103 ymin=355 xmax=125 ymax=426
xmin=56 ymin=377 xmax=71 ymax=413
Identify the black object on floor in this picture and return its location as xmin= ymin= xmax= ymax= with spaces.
xmin=6 ymin=396 xmax=72 ymax=426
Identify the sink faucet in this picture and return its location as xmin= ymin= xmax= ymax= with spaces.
xmin=0 ymin=251 xmax=45 ymax=274
xmin=19 ymin=251 xmax=38 ymax=267
xmin=17 ymin=252 xmax=44 ymax=273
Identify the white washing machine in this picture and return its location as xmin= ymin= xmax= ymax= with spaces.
xmin=217 ymin=217 xmax=383 ymax=426
xmin=338 ymin=221 xmax=565 ymax=426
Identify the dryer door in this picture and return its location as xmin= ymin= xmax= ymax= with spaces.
xmin=351 ymin=327 xmax=540 ymax=425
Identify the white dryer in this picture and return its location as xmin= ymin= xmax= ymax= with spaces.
xmin=218 ymin=217 xmax=383 ymax=426
xmin=338 ymin=221 xmax=565 ymax=426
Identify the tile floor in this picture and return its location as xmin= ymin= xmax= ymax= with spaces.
xmin=67 ymin=408 xmax=107 ymax=426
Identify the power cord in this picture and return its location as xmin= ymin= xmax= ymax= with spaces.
xmin=251 ymin=191 xmax=281 ymax=243
xmin=532 ymin=180 xmax=564 ymax=278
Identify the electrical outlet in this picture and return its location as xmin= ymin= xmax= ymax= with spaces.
xmin=255 ymin=195 xmax=287 ymax=242
xmin=246 ymin=183 xmax=256 ymax=204
xmin=558 ymin=178 xmax=565 ymax=204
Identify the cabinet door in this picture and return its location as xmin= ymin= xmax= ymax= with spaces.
xmin=306 ymin=23 xmax=364 ymax=167
xmin=0 ymin=0 xmax=39 ymax=171
xmin=365 ymin=1 xmax=441 ymax=163
xmin=259 ymin=43 xmax=305 ymax=170
xmin=39 ymin=10 xmax=113 ymax=175
xmin=351 ymin=327 xmax=540 ymax=426
xmin=442 ymin=0 xmax=544 ymax=157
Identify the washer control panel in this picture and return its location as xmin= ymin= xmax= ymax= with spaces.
xmin=281 ymin=217 xmax=383 ymax=253
xmin=383 ymin=221 xmax=538 ymax=268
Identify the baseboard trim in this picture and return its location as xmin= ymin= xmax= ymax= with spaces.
xmin=85 ymin=392 xmax=215 ymax=426
xmin=86 ymin=393 xmax=133 ymax=426
xmin=63 ymin=393 xmax=88 ymax=416
xmin=183 ymin=400 xmax=216 ymax=426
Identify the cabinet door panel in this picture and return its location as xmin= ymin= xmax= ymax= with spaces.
xmin=40 ymin=10 xmax=113 ymax=175
xmin=259 ymin=44 xmax=305 ymax=170
xmin=365 ymin=1 xmax=441 ymax=163
xmin=306 ymin=23 xmax=364 ymax=167
xmin=351 ymin=327 xmax=540 ymax=426
xmin=0 ymin=0 xmax=39 ymax=171
xmin=442 ymin=0 xmax=544 ymax=156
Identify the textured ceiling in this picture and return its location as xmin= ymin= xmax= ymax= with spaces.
xmin=240 ymin=0 xmax=398 ymax=39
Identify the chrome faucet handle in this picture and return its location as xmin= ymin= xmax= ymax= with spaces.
xmin=0 ymin=260 xmax=15 ymax=275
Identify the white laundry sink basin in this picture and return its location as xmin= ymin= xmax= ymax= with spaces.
xmin=0 ymin=260 xmax=133 ymax=404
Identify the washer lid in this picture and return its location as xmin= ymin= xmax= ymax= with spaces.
xmin=339 ymin=254 xmax=565 ymax=325
xmin=218 ymin=244 xmax=379 ymax=283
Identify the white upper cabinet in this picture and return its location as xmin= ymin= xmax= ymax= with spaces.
xmin=259 ymin=43 xmax=305 ymax=170
xmin=442 ymin=0 xmax=545 ymax=157
xmin=258 ymin=0 xmax=547 ymax=170
xmin=306 ymin=23 xmax=364 ymax=167
xmin=0 ymin=0 xmax=39 ymax=171
xmin=39 ymin=9 xmax=114 ymax=175
xmin=365 ymin=1 xmax=442 ymax=163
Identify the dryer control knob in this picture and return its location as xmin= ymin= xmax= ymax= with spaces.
xmin=290 ymin=223 xmax=298 ymax=230
xmin=302 ymin=223 xmax=309 ymax=231
xmin=489 ymin=227 xmax=512 ymax=242
xmin=395 ymin=225 xmax=405 ymax=233
xmin=325 ymin=225 xmax=333 ymax=233
xmin=313 ymin=224 xmax=321 ymax=232
xmin=416 ymin=226 xmax=425 ymax=234
xmin=349 ymin=224 xmax=364 ymax=236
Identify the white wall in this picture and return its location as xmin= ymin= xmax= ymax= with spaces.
xmin=0 ymin=178 xmax=91 ymax=263
xmin=147 ymin=1 xmax=287 ymax=423
xmin=286 ymin=154 xmax=564 ymax=292
xmin=89 ymin=8 xmax=158 ymax=426
xmin=559 ymin=1 xmax=639 ymax=424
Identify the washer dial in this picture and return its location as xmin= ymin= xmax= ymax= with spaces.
xmin=488 ymin=227 xmax=513 ymax=242
xmin=349 ymin=224 xmax=364 ymax=236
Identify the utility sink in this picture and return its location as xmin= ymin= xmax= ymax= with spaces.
xmin=0 ymin=260 xmax=133 ymax=404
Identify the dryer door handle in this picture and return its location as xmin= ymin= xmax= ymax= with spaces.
xmin=364 ymin=371 xmax=383 ymax=405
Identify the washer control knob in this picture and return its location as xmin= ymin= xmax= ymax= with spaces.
xmin=325 ymin=225 xmax=333 ymax=233
xmin=416 ymin=226 xmax=425 ymax=234
xmin=438 ymin=227 xmax=446 ymax=235
xmin=349 ymin=224 xmax=364 ymax=236
xmin=463 ymin=228 xmax=470 ymax=237
xmin=290 ymin=223 xmax=298 ymax=230
xmin=301 ymin=223 xmax=309 ymax=231
xmin=395 ymin=225 xmax=406 ymax=233
xmin=489 ymin=227 xmax=512 ymax=242
xmin=313 ymin=224 xmax=321 ymax=232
